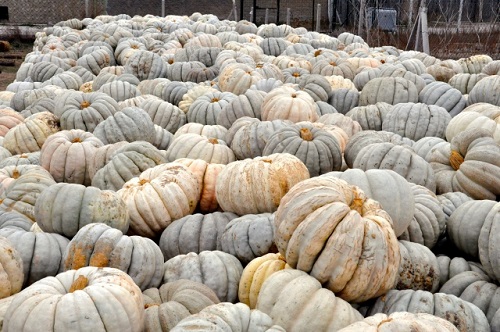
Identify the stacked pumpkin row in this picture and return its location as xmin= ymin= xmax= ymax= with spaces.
xmin=0 ymin=10 xmax=498 ymax=332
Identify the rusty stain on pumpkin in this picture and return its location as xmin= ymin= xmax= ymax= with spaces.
xmin=89 ymin=252 xmax=110 ymax=268
xmin=69 ymin=275 xmax=89 ymax=293
xmin=450 ymin=150 xmax=464 ymax=170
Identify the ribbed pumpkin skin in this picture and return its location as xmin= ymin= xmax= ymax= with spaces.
xmin=142 ymin=280 xmax=220 ymax=332
xmin=437 ymin=192 xmax=474 ymax=224
xmin=353 ymin=142 xmax=436 ymax=192
xmin=418 ymin=81 xmax=466 ymax=117
xmin=159 ymin=212 xmax=239 ymax=260
xmin=53 ymin=91 xmax=120 ymax=132
xmin=175 ymin=158 xmax=225 ymax=213
xmin=0 ymin=108 xmax=23 ymax=137
xmin=338 ymin=312 xmax=460 ymax=332
xmin=363 ymin=289 xmax=490 ymax=332
xmin=215 ymin=153 xmax=310 ymax=215
xmin=447 ymin=200 xmax=497 ymax=259
xmin=171 ymin=302 xmax=274 ymax=332
xmin=261 ymin=86 xmax=319 ymax=123
xmin=322 ymin=169 xmax=415 ymax=237
xmin=163 ymin=251 xmax=243 ymax=303
xmin=63 ymin=223 xmax=164 ymax=290
xmin=255 ymin=269 xmax=363 ymax=331
xmin=437 ymin=256 xmax=487 ymax=288
xmin=216 ymin=89 xmax=266 ymax=129
xmin=117 ymin=162 xmax=200 ymax=238
xmin=124 ymin=50 xmax=164 ymax=80
xmin=429 ymin=129 xmax=500 ymax=200
xmin=397 ymin=240 xmax=440 ymax=293
xmin=0 ymin=227 xmax=69 ymax=286
xmin=0 ymin=165 xmax=56 ymax=221
xmin=398 ymin=183 xmax=446 ymax=249
xmin=187 ymin=91 xmax=238 ymax=126
xmin=40 ymin=129 xmax=104 ymax=186
xmin=0 ymin=236 xmax=23 ymax=299
xmin=262 ymin=123 xmax=343 ymax=177
xmin=3 ymin=267 xmax=144 ymax=332
xmin=346 ymin=102 xmax=392 ymax=131
xmin=274 ymin=177 xmax=400 ymax=303
xmin=140 ymin=98 xmax=186 ymax=134
xmin=468 ymin=75 xmax=500 ymax=107
xmin=230 ymin=119 xmax=291 ymax=160
xmin=165 ymin=134 xmax=236 ymax=165
xmin=382 ymin=102 xmax=451 ymax=141
xmin=478 ymin=202 xmax=500 ymax=283
xmin=359 ymin=77 xmax=419 ymax=106
xmin=220 ymin=213 xmax=277 ymax=264
xmin=34 ymin=183 xmax=129 ymax=238
xmin=0 ymin=152 xmax=40 ymax=169
xmin=93 ymin=106 xmax=155 ymax=144
xmin=91 ymin=141 xmax=167 ymax=191
xmin=3 ymin=112 xmax=60 ymax=155
xmin=238 ymin=253 xmax=291 ymax=309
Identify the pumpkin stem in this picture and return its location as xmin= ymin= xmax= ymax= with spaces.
xmin=349 ymin=194 xmax=364 ymax=214
xmin=300 ymin=128 xmax=314 ymax=141
xmin=314 ymin=50 xmax=322 ymax=57
xmin=72 ymin=137 xmax=82 ymax=143
xmin=262 ymin=159 xmax=272 ymax=164
xmin=144 ymin=303 xmax=161 ymax=309
xmin=450 ymin=150 xmax=464 ymax=170
xmin=139 ymin=178 xmax=150 ymax=185
xmin=292 ymin=72 xmax=300 ymax=77
xmin=12 ymin=169 xmax=20 ymax=179
xmin=19 ymin=154 xmax=27 ymax=159
xmin=80 ymin=101 xmax=91 ymax=109
xmin=69 ymin=275 xmax=89 ymax=293
xmin=291 ymin=93 xmax=297 ymax=98
xmin=277 ymin=254 xmax=287 ymax=262
xmin=208 ymin=138 xmax=219 ymax=144
xmin=211 ymin=98 xmax=220 ymax=103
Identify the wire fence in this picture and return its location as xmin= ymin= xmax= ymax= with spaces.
xmin=1 ymin=0 xmax=499 ymax=59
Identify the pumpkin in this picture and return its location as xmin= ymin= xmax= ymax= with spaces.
xmin=220 ymin=213 xmax=277 ymax=264
xmin=53 ymin=91 xmax=120 ymax=132
xmin=352 ymin=142 xmax=436 ymax=191
xmin=345 ymin=102 xmax=392 ymax=131
xmin=171 ymin=302 xmax=274 ymax=332
xmin=0 ymin=236 xmax=23 ymax=299
xmin=187 ymin=91 xmax=238 ymax=125
xmin=174 ymin=123 xmax=228 ymax=141
xmin=449 ymin=73 xmax=487 ymax=95
xmin=91 ymin=141 xmax=167 ymax=191
xmin=437 ymin=256 xmax=487 ymax=288
xmin=397 ymin=240 xmax=440 ymax=292
xmin=116 ymin=162 xmax=199 ymax=238
xmin=359 ymin=77 xmax=419 ymax=106
xmin=429 ymin=129 xmax=500 ymax=200
xmin=382 ymin=102 xmax=451 ymax=141
xmin=218 ymin=63 xmax=264 ymax=95
xmin=238 ymin=253 xmax=291 ymax=309
xmin=159 ymin=212 xmax=238 ymax=260
xmin=338 ymin=312 xmax=460 ymax=332
xmin=262 ymin=122 xmax=343 ymax=177
xmin=3 ymin=266 xmax=144 ymax=332
xmin=40 ymin=129 xmax=104 ymax=186
xmin=35 ymin=182 xmax=129 ymax=238
xmin=3 ymin=112 xmax=60 ymax=155
xmin=215 ymin=153 xmax=310 ymax=215
xmin=0 ymin=165 xmax=56 ymax=221
xmin=163 ymin=251 xmax=243 ymax=303
xmin=216 ymin=89 xmax=266 ymax=129
xmin=326 ymin=88 xmax=359 ymax=114
xmin=63 ymin=223 xmax=164 ymax=290
xmin=418 ymin=81 xmax=466 ymax=117
xmin=274 ymin=176 xmax=400 ymax=303
xmin=143 ymin=279 xmax=220 ymax=332
xmin=92 ymin=106 xmax=155 ymax=144
xmin=261 ymin=86 xmax=319 ymax=123
xmin=322 ymin=169 xmax=415 ymax=237
xmin=437 ymin=192 xmax=473 ymax=224
xmin=363 ymin=289 xmax=490 ymax=332
xmin=0 ymin=108 xmax=24 ymax=137
xmin=477 ymin=202 xmax=500 ymax=283
xmin=255 ymin=269 xmax=363 ymax=331
xmin=0 ymin=226 xmax=69 ymax=286
xmin=124 ymin=49 xmax=165 ymax=80
xmin=316 ymin=113 xmax=363 ymax=138
xmin=175 ymin=158 xmax=225 ymax=213
xmin=165 ymin=134 xmax=235 ymax=165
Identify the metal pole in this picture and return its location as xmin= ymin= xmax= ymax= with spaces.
xmin=358 ymin=0 xmax=366 ymax=37
xmin=457 ymin=0 xmax=464 ymax=30
xmin=250 ymin=6 xmax=254 ymax=22
xmin=420 ymin=4 xmax=430 ymax=54
xmin=286 ymin=8 xmax=291 ymax=25
xmin=265 ymin=8 xmax=269 ymax=24
xmin=85 ymin=0 xmax=90 ymax=17
xmin=316 ymin=4 xmax=321 ymax=31
xmin=408 ymin=0 xmax=414 ymax=28
xmin=161 ymin=0 xmax=165 ymax=17
xmin=234 ymin=0 xmax=238 ymax=21
xmin=312 ymin=0 xmax=315 ymax=31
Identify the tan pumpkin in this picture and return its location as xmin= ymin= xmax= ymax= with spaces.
xmin=261 ymin=86 xmax=319 ymax=123
xmin=215 ymin=153 xmax=310 ymax=215
xmin=0 ymin=108 xmax=24 ymax=137
xmin=0 ymin=236 xmax=23 ymax=300
xmin=274 ymin=176 xmax=400 ymax=303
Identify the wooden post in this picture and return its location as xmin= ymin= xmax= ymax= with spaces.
xmin=414 ymin=11 xmax=421 ymax=51
xmin=420 ymin=4 xmax=430 ymax=54
xmin=408 ymin=0 xmax=414 ymax=28
xmin=265 ymin=8 xmax=269 ymax=24
xmin=358 ymin=0 xmax=366 ymax=38
xmin=286 ymin=8 xmax=291 ymax=25
xmin=457 ymin=0 xmax=464 ymax=30
xmin=250 ymin=6 xmax=254 ymax=22
xmin=233 ymin=0 xmax=238 ymax=21
xmin=316 ymin=4 xmax=321 ymax=31
xmin=478 ymin=0 xmax=484 ymax=22
xmin=161 ymin=0 xmax=165 ymax=17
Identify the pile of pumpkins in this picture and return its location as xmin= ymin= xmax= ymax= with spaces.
xmin=0 ymin=10 xmax=499 ymax=332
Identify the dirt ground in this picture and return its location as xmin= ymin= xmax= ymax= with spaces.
xmin=0 ymin=40 xmax=33 ymax=91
